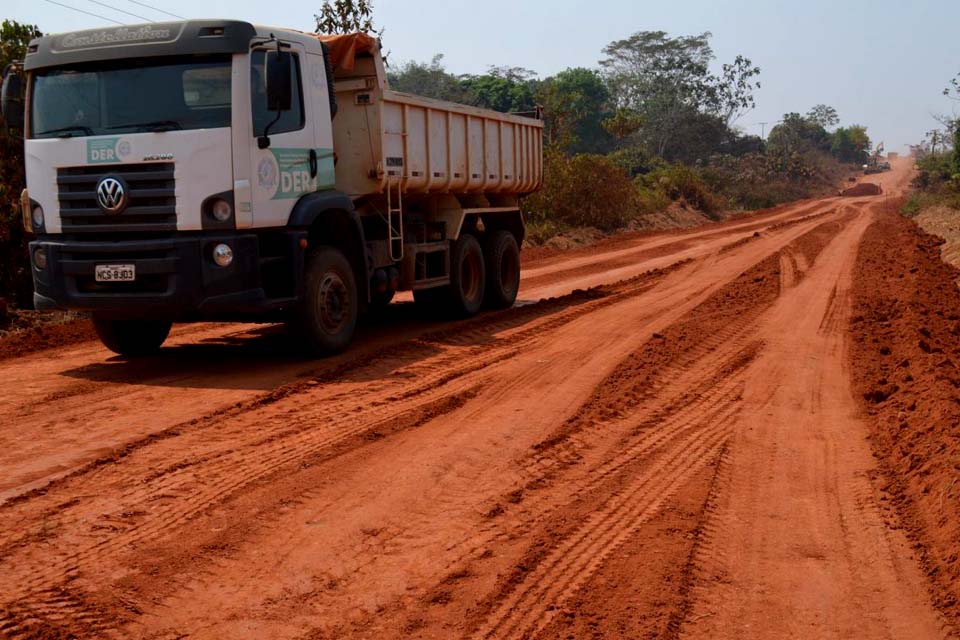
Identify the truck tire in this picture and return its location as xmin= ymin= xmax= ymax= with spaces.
xmin=295 ymin=245 xmax=358 ymax=355
xmin=92 ymin=316 xmax=172 ymax=356
xmin=413 ymin=234 xmax=485 ymax=317
xmin=483 ymin=230 xmax=520 ymax=309
xmin=448 ymin=233 xmax=486 ymax=317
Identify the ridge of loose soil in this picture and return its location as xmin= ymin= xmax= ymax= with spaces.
xmin=850 ymin=201 xmax=960 ymax=623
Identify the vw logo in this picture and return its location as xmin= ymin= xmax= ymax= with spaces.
xmin=96 ymin=176 xmax=127 ymax=214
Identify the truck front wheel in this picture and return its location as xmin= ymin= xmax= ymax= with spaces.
xmin=92 ymin=316 xmax=172 ymax=356
xmin=483 ymin=230 xmax=520 ymax=309
xmin=295 ymin=246 xmax=358 ymax=355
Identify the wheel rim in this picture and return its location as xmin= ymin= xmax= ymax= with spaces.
xmin=316 ymin=271 xmax=350 ymax=334
xmin=461 ymin=248 xmax=482 ymax=303
xmin=500 ymin=246 xmax=519 ymax=295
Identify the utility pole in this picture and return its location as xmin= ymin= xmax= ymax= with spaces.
xmin=758 ymin=121 xmax=769 ymax=138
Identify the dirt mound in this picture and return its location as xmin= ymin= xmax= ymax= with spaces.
xmin=0 ymin=312 xmax=94 ymax=361
xmin=850 ymin=204 xmax=960 ymax=622
xmin=842 ymin=183 xmax=883 ymax=197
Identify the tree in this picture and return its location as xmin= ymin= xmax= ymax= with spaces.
xmin=1 ymin=20 xmax=43 ymax=308
xmin=944 ymin=72 xmax=959 ymax=101
xmin=315 ymin=0 xmax=381 ymax=36
xmin=806 ymin=104 xmax=839 ymax=130
xmin=602 ymin=108 xmax=643 ymax=141
xmin=1 ymin=19 xmax=39 ymax=69
xmin=766 ymin=112 xmax=830 ymax=155
xmin=387 ymin=54 xmax=474 ymax=104
xmin=458 ymin=67 xmax=538 ymax=114
xmin=830 ymin=125 xmax=871 ymax=164
xmin=598 ymin=30 xmax=759 ymax=160
xmin=537 ymin=67 xmax=611 ymax=154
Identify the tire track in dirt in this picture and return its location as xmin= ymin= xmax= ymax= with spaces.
xmin=0 ymin=204 xmax=854 ymax=639
xmin=0 ymin=268 xmax=687 ymax=637
xmin=347 ymin=217 xmax=846 ymax=639
xmin=456 ymin=214 xmax=858 ymax=640
xmin=672 ymin=204 xmax=947 ymax=639
xmin=472 ymin=387 xmax=744 ymax=640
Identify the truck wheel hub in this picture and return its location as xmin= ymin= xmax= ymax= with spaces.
xmin=317 ymin=273 xmax=349 ymax=331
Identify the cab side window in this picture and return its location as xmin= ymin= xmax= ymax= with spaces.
xmin=251 ymin=49 xmax=305 ymax=136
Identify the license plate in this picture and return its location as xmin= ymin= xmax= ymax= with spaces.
xmin=95 ymin=264 xmax=136 ymax=282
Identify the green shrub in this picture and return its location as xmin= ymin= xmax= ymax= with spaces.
xmin=638 ymin=163 xmax=723 ymax=217
xmin=703 ymin=150 xmax=849 ymax=210
xmin=522 ymin=146 xmax=639 ymax=231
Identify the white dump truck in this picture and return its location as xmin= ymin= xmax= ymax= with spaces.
xmin=1 ymin=22 xmax=542 ymax=355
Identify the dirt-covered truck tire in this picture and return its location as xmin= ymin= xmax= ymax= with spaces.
xmin=483 ymin=230 xmax=521 ymax=309
xmin=413 ymin=234 xmax=486 ymax=317
xmin=295 ymin=246 xmax=358 ymax=355
xmin=92 ymin=316 xmax=172 ymax=356
xmin=446 ymin=233 xmax=486 ymax=317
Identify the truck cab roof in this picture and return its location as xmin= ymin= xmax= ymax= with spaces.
xmin=24 ymin=20 xmax=337 ymax=71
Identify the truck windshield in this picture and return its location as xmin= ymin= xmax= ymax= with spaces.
xmin=30 ymin=55 xmax=232 ymax=139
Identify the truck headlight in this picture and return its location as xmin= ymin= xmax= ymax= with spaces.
xmin=31 ymin=205 xmax=44 ymax=230
xmin=33 ymin=247 xmax=48 ymax=270
xmin=212 ymin=243 xmax=233 ymax=267
xmin=211 ymin=198 xmax=233 ymax=222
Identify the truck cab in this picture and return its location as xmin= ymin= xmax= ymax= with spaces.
xmin=2 ymin=21 xmax=541 ymax=356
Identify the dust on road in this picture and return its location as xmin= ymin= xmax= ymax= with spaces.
xmin=1 ymin=159 xmax=955 ymax=639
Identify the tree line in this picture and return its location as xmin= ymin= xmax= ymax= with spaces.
xmin=383 ymin=25 xmax=872 ymax=232
xmin=905 ymin=71 xmax=960 ymax=215
xmin=0 ymin=3 xmax=875 ymax=308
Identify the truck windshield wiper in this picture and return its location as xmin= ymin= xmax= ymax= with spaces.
xmin=107 ymin=120 xmax=182 ymax=132
xmin=36 ymin=125 xmax=95 ymax=138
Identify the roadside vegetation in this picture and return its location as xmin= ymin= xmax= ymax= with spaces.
xmin=0 ymin=3 xmax=871 ymax=310
xmin=900 ymin=70 xmax=960 ymax=275
xmin=388 ymin=34 xmax=869 ymax=245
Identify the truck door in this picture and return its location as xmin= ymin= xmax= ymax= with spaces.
xmin=248 ymin=42 xmax=318 ymax=227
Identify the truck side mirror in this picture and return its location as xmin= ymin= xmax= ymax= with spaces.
xmin=1 ymin=67 xmax=25 ymax=134
xmin=265 ymin=51 xmax=292 ymax=113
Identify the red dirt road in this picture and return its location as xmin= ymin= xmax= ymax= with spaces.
xmin=1 ymin=159 xmax=956 ymax=639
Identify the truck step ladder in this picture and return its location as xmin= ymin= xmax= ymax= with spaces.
xmin=386 ymin=177 xmax=404 ymax=262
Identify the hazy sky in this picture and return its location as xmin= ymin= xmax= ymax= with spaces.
xmin=8 ymin=0 xmax=960 ymax=150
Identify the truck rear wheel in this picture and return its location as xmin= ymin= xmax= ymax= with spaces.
xmin=447 ymin=233 xmax=486 ymax=317
xmin=295 ymin=246 xmax=358 ymax=355
xmin=483 ymin=230 xmax=520 ymax=309
xmin=412 ymin=233 xmax=485 ymax=317
xmin=92 ymin=316 xmax=172 ymax=356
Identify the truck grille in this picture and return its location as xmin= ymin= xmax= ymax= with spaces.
xmin=57 ymin=163 xmax=176 ymax=233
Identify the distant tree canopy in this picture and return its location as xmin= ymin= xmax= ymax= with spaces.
xmin=944 ymin=72 xmax=960 ymax=101
xmin=387 ymin=55 xmax=474 ymax=104
xmin=536 ymin=67 xmax=611 ymax=154
xmin=598 ymin=30 xmax=760 ymax=159
xmin=830 ymin=125 xmax=871 ymax=164
xmin=459 ymin=66 xmax=538 ymax=114
xmin=806 ymin=104 xmax=839 ymax=130
xmin=1 ymin=19 xmax=40 ymax=70
xmin=765 ymin=107 xmax=868 ymax=164
xmin=767 ymin=112 xmax=831 ymax=155
xmin=315 ymin=0 xmax=381 ymax=36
